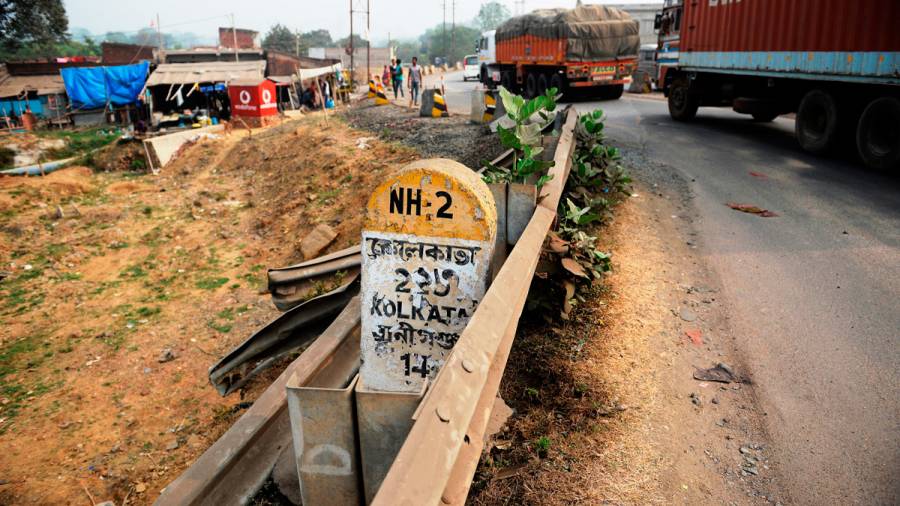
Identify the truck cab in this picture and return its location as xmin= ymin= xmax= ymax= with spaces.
xmin=477 ymin=30 xmax=497 ymax=84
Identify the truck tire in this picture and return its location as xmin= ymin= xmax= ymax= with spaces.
xmin=856 ymin=96 xmax=900 ymax=171
xmin=537 ymin=74 xmax=549 ymax=97
xmin=606 ymin=84 xmax=624 ymax=100
xmin=500 ymin=71 xmax=515 ymax=92
xmin=525 ymin=72 xmax=538 ymax=98
xmin=668 ymin=78 xmax=699 ymax=121
xmin=796 ymin=89 xmax=839 ymax=154
xmin=550 ymin=74 xmax=565 ymax=96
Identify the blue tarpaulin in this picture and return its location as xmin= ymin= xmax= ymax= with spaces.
xmin=61 ymin=62 xmax=149 ymax=109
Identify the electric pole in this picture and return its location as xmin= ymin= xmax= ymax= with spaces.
xmin=295 ymin=29 xmax=300 ymax=56
xmin=350 ymin=0 xmax=355 ymax=85
xmin=155 ymin=13 xmax=164 ymax=63
xmin=442 ymin=0 xmax=447 ymax=62
xmin=451 ymin=0 xmax=456 ymax=65
xmin=230 ymin=13 xmax=239 ymax=62
xmin=366 ymin=0 xmax=371 ymax=85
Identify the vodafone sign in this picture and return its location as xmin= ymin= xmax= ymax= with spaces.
xmin=228 ymin=80 xmax=278 ymax=118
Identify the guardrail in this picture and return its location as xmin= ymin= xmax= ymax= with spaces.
xmin=156 ymin=108 xmax=577 ymax=506
xmin=373 ymin=110 xmax=577 ymax=505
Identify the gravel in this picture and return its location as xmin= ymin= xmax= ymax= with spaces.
xmin=340 ymin=101 xmax=506 ymax=169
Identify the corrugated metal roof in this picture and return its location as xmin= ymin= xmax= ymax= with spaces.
xmin=145 ymin=61 xmax=266 ymax=86
xmin=0 ymin=73 xmax=66 ymax=98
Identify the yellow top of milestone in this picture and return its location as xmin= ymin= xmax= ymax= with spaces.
xmin=365 ymin=158 xmax=497 ymax=243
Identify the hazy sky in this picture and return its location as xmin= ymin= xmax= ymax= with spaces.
xmin=64 ymin=0 xmax=651 ymax=43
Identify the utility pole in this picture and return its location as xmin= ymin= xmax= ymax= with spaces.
xmin=442 ymin=0 xmax=447 ymax=61
xmin=366 ymin=0 xmax=370 ymax=85
xmin=295 ymin=29 xmax=300 ymax=56
xmin=350 ymin=0 xmax=355 ymax=85
xmin=230 ymin=13 xmax=239 ymax=62
xmin=155 ymin=13 xmax=164 ymax=63
xmin=451 ymin=0 xmax=455 ymax=65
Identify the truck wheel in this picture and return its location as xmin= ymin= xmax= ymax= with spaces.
xmin=668 ymin=78 xmax=699 ymax=121
xmin=606 ymin=84 xmax=624 ymax=100
xmin=796 ymin=89 xmax=839 ymax=154
xmin=549 ymin=74 xmax=565 ymax=96
xmin=537 ymin=74 xmax=549 ymax=97
xmin=856 ymin=97 xmax=900 ymax=171
xmin=525 ymin=73 xmax=538 ymax=98
xmin=500 ymin=72 xmax=514 ymax=92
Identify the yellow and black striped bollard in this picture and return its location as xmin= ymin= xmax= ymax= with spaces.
xmin=432 ymin=89 xmax=449 ymax=118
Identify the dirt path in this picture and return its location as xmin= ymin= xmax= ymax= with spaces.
xmin=471 ymin=179 xmax=781 ymax=505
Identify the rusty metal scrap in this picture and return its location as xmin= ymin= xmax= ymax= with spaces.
xmin=268 ymin=245 xmax=361 ymax=311
xmin=209 ymin=275 xmax=359 ymax=396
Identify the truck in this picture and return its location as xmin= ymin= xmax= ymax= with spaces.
xmin=655 ymin=0 xmax=900 ymax=170
xmin=478 ymin=5 xmax=640 ymax=99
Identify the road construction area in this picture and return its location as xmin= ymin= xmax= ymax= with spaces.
xmin=0 ymin=73 xmax=897 ymax=506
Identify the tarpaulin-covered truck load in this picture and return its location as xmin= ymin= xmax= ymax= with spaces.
xmin=656 ymin=0 xmax=900 ymax=170
xmin=482 ymin=5 xmax=639 ymax=99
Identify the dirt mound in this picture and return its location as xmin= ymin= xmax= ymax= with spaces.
xmin=90 ymin=139 xmax=148 ymax=172
xmin=0 ymin=165 xmax=95 ymax=198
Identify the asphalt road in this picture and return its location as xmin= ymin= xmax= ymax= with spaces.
xmin=436 ymin=70 xmax=900 ymax=504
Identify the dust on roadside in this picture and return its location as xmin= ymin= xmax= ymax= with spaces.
xmin=469 ymin=179 xmax=780 ymax=505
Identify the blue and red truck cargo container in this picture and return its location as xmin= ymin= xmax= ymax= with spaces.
xmin=655 ymin=0 xmax=900 ymax=170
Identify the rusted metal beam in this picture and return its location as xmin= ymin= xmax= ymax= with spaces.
xmin=155 ymin=297 xmax=362 ymax=506
xmin=268 ymin=245 xmax=362 ymax=311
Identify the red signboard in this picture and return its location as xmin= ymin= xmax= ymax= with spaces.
xmin=228 ymin=79 xmax=278 ymax=117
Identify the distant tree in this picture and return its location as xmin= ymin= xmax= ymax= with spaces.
xmin=298 ymin=29 xmax=332 ymax=53
xmin=262 ymin=24 xmax=296 ymax=54
xmin=476 ymin=1 xmax=511 ymax=31
xmin=0 ymin=0 xmax=69 ymax=56
xmin=333 ymin=34 xmax=368 ymax=50
xmin=419 ymin=23 xmax=481 ymax=65
xmin=103 ymin=31 xmax=130 ymax=44
xmin=394 ymin=39 xmax=424 ymax=62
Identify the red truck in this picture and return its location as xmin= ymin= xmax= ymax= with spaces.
xmin=479 ymin=5 xmax=640 ymax=99
xmin=656 ymin=0 xmax=900 ymax=170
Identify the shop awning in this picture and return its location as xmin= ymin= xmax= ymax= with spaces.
xmin=145 ymin=61 xmax=266 ymax=87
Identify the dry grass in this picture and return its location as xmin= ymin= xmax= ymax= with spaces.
xmin=469 ymin=200 xmax=669 ymax=505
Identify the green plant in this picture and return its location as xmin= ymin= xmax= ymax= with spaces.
xmin=534 ymin=436 xmax=551 ymax=457
xmin=482 ymin=86 xmax=559 ymax=188
xmin=196 ymin=277 xmax=228 ymax=290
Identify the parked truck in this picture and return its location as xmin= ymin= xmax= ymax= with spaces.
xmin=478 ymin=5 xmax=640 ymax=99
xmin=655 ymin=0 xmax=900 ymax=170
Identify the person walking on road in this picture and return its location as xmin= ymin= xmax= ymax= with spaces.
xmin=382 ymin=63 xmax=392 ymax=91
xmin=408 ymin=57 xmax=422 ymax=107
xmin=392 ymin=58 xmax=404 ymax=100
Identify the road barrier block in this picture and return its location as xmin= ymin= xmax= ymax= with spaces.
xmin=432 ymin=89 xmax=449 ymax=118
xmin=368 ymin=79 xmax=376 ymax=98
xmin=375 ymin=82 xmax=389 ymax=105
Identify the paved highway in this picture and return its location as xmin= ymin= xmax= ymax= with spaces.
xmin=432 ymin=70 xmax=900 ymax=505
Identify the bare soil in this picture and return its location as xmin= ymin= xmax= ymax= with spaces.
xmin=0 ymin=116 xmax=422 ymax=505
xmin=469 ymin=182 xmax=780 ymax=505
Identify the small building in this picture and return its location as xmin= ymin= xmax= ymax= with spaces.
xmin=219 ymin=27 xmax=260 ymax=50
xmin=164 ymin=47 xmax=265 ymax=64
xmin=102 ymin=42 xmax=156 ymax=65
xmin=308 ymin=47 xmax=393 ymax=80
xmin=0 ymin=63 xmax=68 ymax=126
xmin=143 ymin=60 xmax=267 ymax=122
xmin=605 ymin=3 xmax=664 ymax=46
xmin=228 ymin=78 xmax=278 ymax=127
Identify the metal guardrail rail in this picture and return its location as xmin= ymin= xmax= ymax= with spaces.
xmin=373 ymin=110 xmax=577 ymax=505
xmin=156 ymin=109 xmax=577 ymax=505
